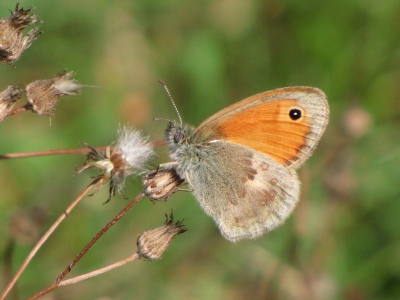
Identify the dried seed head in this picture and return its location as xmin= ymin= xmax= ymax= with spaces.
xmin=75 ymin=143 xmax=113 ymax=195
xmin=0 ymin=84 xmax=23 ymax=122
xmin=25 ymin=70 xmax=83 ymax=115
xmin=9 ymin=206 xmax=47 ymax=245
xmin=143 ymin=168 xmax=184 ymax=201
xmin=0 ymin=4 xmax=42 ymax=64
xmin=137 ymin=212 xmax=187 ymax=260
xmin=76 ymin=127 xmax=154 ymax=203
xmin=116 ymin=126 xmax=154 ymax=173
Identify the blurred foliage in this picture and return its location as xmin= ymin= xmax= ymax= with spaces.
xmin=0 ymin=0 xmax=400 ymax=299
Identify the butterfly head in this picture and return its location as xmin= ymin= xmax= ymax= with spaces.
xmin=165 ymin=120 xmax=197 ymax=173
xmin=165 ymin=121 xmax=195 ymax=149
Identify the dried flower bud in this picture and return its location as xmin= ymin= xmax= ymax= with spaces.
xmin=0 ymin=84 xmax=23 ymax=122
xmin=76 ymin=127 xmax=154 ymax=203
xmin=137 ymin=212 xmax=187 ymax=260
xmin=143 ymin=168 xmax=184 ymax=201
xmin=9 ymin=206 xmax=47 ymax=245
xmin=0 ymin=4 xmax=42 ymax=64
xmin=25 ymin=70 xmax=83 ymax=115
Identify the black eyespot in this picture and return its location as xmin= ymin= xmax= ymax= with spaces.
xmin=289 ymin=108 xmax=302 ymax=120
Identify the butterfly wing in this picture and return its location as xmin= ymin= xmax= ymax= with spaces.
xmin=193 ymin=87 xmax=329 ymax=170
xmin=187 ymin=141 xmax=300 ymax=242
xmin=166 ymin=87 xmax=328 ymax=241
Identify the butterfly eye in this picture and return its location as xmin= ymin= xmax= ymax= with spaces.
xmin=174 ymin=131 xmax=184 ymax=143
xmin=289 ymin=108 xmax=302 ymax=120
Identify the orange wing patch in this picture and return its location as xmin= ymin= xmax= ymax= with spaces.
xmin=214 ymin=100 xmax=310 ymax=166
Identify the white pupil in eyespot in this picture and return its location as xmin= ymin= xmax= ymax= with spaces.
xmin=289 ymin=108 xmax=302 ymax=120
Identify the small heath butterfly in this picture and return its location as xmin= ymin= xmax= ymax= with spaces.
xmin=162 ymin=86 xmax=329 ymax=242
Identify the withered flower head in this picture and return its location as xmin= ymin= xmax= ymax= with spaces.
xmin=76 ymin=127 xmax=154 ymax=203
xmin=0 ymin=4 xmax=42 ymax=64
xmin=137 ymin=212 xmax=187 ymax=260
xmin=143 ymin=168 xmax=184 ymax=202
xmin=25 ymin=70 xmax=83 ymax=116
xmin=0 ymin=84 xmax=23 ymax=123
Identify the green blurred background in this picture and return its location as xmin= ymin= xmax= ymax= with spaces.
xmin=0 ymin=0 xmax=399 ymax=299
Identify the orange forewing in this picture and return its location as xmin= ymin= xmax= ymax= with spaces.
xmin=217 ymin=100 xmax=310 ymax=165
xmin=194 ymin=88 xmax=315 ymax=166
xmin=195 ymin=87 xmax=316 ymax=129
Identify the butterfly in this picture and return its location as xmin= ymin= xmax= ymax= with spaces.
xmin=160 ymin=86 xmax=329 ymax=242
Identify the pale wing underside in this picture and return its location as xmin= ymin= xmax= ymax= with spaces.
xmin=188 ymin=141 xmax=300 ymax=242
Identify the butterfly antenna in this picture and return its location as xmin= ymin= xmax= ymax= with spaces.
xmin=158 ymin=80 xmax=182 ymax=125
xmin=153 ymin=117 xmax=171 ymax=122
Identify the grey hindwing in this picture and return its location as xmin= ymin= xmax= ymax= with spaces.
xmin=187 ymin=141 xmax=300 ymax=242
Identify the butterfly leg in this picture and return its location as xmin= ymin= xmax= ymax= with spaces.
xmin=157 ymin=161 xmax=179 ymax=171
xmin=184 ymin=171 xmax=195 ymax=192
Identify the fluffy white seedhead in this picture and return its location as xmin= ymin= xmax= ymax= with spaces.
xmin=54 ymin=78 xmax=83 ymax=93
xmin=116 ymin=126 xmax=154 ymax=173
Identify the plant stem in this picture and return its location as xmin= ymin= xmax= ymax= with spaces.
xmin=7 ymin=104 xmax=31 ymax=116
xmin=0 ymin=182 xmax=95 ymax=300
xmin=0 ymin=141 xmax=165 ymax=160
xmin=56 ymin=192 xmax=144 ymax=283
xmin=59 ymin=253 xmax=140 ymax=286
xmin=26 ymin=193 xmax=143 ymax=300
xmin=26 ymin=254 xmax=140 ymax=300
xmin=25 ymin=285 xmax=57 ymax=300
xmin=0 ymin=147 xmax=104 ymax=159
